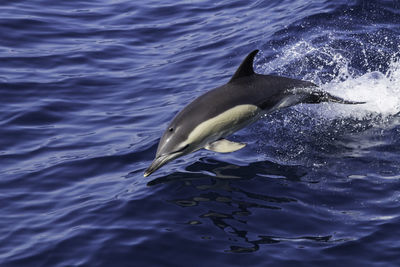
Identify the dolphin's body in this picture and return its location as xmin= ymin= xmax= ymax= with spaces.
xmin=144 ymin=50 xmax=364 ymax=177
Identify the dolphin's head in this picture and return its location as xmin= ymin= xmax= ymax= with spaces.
xmin=144 ymin=122 xmax=197 ymax=177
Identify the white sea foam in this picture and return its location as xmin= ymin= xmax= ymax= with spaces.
xmin=318 ymin=67 xmax=400 ymax=119
xmin=259 ymin=40 xmax=400 ymax=122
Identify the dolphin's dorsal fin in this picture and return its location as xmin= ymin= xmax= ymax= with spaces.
xmin=229 ymin=49 xmax=259 ymax=83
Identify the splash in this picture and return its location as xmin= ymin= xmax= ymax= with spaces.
xmin=253 ymin=39 xmax=400 ymax=164
xmin=259 ymin=39 xmax=400 ymax=122
xmin=317 ymin=67 xmax=400 ymax=119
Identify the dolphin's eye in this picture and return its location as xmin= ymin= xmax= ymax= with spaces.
xmin=168 ymin=127 xmax=174 ymax=132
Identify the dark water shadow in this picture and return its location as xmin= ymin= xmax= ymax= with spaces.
xmin=144 ymin=158 xmax=343 ymax=253
xmin=147 ymin=157 xmax=307 ymax=186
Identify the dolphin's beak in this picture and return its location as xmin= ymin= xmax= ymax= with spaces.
xmin=144 ymin=144 xmax=190 ymax=177
xmin=144 ymin=155 xmax=170 ymax=177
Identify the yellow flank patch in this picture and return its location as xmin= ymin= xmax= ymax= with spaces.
xmin=187 ymin=104 xmax=260 ymax=145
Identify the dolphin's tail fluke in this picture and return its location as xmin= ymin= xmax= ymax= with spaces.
xmin=322 ymin=92 xmax=366 ymax=104
xmin=304 ymin=90 xmax=366 ymax=105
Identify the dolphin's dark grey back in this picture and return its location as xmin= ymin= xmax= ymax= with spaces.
xmin=169 ymin=50 xmax=316 ymax=133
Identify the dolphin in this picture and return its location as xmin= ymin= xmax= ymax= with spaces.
xmin=144 ymin=49 xmax=364 ymax=177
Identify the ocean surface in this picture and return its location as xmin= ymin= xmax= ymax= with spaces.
xmin=1 ymin=0 xmax=400 ymax=266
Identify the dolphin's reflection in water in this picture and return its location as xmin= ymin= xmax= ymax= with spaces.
xmin=147 ymin=158 xmax=337 ymax=252
xmin=147 ymin=157 xmax=306 ymax=186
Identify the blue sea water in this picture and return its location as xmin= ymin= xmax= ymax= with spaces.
xmin=2 ymin=0 xmax=400 ymax=266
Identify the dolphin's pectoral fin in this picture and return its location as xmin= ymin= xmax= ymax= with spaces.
xmin=205 ymin=139 xmax=246 ymax=153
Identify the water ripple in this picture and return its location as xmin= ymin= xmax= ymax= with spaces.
xmin=1 ymin=0 xmax=400 ymax=266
